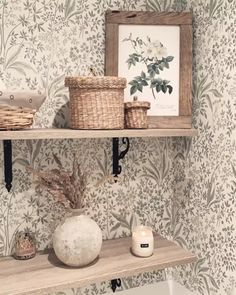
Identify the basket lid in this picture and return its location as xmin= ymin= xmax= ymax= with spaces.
xmin=65 ymin=76 xmax=127 ymax=89
xmin=0 ymin=104 xmax=36 ymax=114
xmin=124 ymin=101 xmax=151 ymax=110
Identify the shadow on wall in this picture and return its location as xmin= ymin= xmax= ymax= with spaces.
xmin=52 ymin=102 xmax=70 ymax=128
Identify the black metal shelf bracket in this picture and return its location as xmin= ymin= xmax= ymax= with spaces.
xmin=2 ymin=137 xmax=130 ymax=192
xmin=112 ymin=137 xmax=130 ymax=177
xmin=111 ymin=278 xmax=121 ymax=292
xmin=3 ymin=140 xmax=13 ymax=192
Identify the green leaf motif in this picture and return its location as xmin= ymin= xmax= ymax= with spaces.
xmin=147 ymin=63 xmax=160 ymax=77
xmin=137 ymin=84 xmax=143 ymax=92
xmin=110 ymin=223 xmax=121 ymax=232
xmin=19 ymin=15 xmax=29 ymax=26
xmin=53 ymin=153 xmax=63 ymax=168
xmin=111 ymin=212 xmax=130 ymax=229
xmin=167 ymin=85 xmax=173 ymax=94
xmin=165 ymin=62 xmax=169 ymax=68
xmin=126 ymin=53 xmax=141 ymax=69
xmin=232 ymin=164 xmax=236 ymax=177
xmin=141 ymin=71 xmax=146 ymax=79
xmin=150 ymin=80 xmax=157 ymax=88
xmin=8 ymin=61 xmax=36 ymax=76
xmin=156 ymin=84 xmax=161 ymax=92
xmin=166 ymin=56 xmax=174 ymax=62
xmin=32 ymin=140 xmax=42 ymax=164
xmin=65 ymin=0 xmax=75 ymax=19
xmin=209 ymin=89 xmax=222 ymax=97
xmin=13 ymin=158 xmax=30 ymax=166
xmin=209 ymin=0 xmax=224 ymax=18
xmin=148 ymin=68 xmax=156 ymax=78
xmin=145 ymin=0 xmax=162 ymax=11
xmin=159 ymin=64 xmax=163 ymax=71
xmin=129 ymin=80 xmax=138 ymax=86
xmin=5 ymin=46 xmax=22 ymax=68
xmin=141 ymin=80 xmax=148 ymax=86
xmin=161 ymin=84 xmax=167 ymax=93
xmin=130 ymin=85 xmax=137 ymax=95
xmin=205 ymin=273 xmax=219 ymax=289
xmin=163 ymin=80 xmax=170 ymax=85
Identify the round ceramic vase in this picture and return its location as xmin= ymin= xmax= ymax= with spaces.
xmin=53 ymin=209 xmax=102 ymax=267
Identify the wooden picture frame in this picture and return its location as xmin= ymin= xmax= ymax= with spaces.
xmin=105 ymin=11 xmax=193 ymax=129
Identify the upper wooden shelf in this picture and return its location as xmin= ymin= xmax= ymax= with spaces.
xmin=0 ymin=128 xmax=197 ymax=140
xmin=0 ymin=235 xmax=196 ymax=295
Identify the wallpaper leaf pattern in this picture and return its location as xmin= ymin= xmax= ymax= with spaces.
xmin=0 ymin=0 xmax=236 ymax=295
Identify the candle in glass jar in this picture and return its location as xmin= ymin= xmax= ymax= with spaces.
xmin=131 ymin=225 xmax=154 ymax=257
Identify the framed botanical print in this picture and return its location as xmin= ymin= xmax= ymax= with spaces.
xmin=105 ymin=11 xmax=193 ymax=128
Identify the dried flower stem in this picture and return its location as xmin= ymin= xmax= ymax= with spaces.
xmin=28 ymin=155 xmax=87 ymax=209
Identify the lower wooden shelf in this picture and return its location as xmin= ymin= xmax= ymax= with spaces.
xmin=0 ymin=235 xmax=196 ymax=295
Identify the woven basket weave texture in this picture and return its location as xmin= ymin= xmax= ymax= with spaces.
xmin=125 ymin=101 xmax=150 ymax=129
xmin=0 ymin=105 xmax=35 ymax=130
xmin=65 ymin=76 xmax=126 ymax=130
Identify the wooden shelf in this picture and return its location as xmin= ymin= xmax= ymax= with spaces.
xmin=0 ymin=128 xmax=197 ymax=140
xmin=0 ymin=235 xmax=196 ymax=295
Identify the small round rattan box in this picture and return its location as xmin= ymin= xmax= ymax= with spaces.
xmin=125 ymin=100 xmax=150 ymax=129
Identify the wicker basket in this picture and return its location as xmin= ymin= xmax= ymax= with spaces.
xmin=0 ymin=105 xmax=36 ymax=130
xmin=65 ymin=76 xmax=127 ymax=129
xmin=125 ymin=100 xmax=150 ymax=129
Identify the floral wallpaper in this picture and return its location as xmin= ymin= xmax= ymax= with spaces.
xmin=0 ymin=1 xmax=236 ymax=295
xmin=170 ymin=1 xmax=236 ymax=295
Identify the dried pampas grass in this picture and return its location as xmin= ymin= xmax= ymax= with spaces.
xmin=29 ymin=154 xmax=87 ymax=209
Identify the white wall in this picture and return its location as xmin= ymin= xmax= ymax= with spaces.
xmin=108 ymin=281 xmax=195 ymax=295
